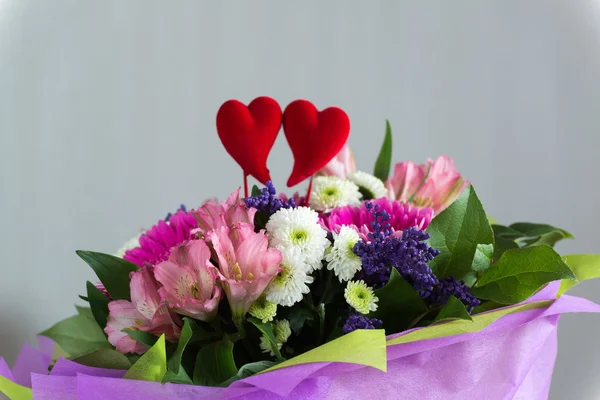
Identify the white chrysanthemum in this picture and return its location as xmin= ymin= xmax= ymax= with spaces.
xmin=265 ymin=247 xmax=314 ymax=307
xmin=114 ymin=233 xmax=142 ymax=258
xmin=348 ymin=171 xmax=388 ymax=200
xmin=309 ymin=176 xmax=361 ymax=213
xmin=259 ymin=334 xmax=282 ymax=356
xmin=266 ymin=207 xmax=330 ymax=271
xmin=325 ymin=226 xmax=362 ymax=282
xmin=344 ymin=280 xmax=378 ymax=314
xmin=273 ymin=319 xmax=291 ymax=344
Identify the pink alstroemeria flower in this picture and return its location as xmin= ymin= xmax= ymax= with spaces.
xmin=321 ymin=197 xmax=433 ymax=241
xmin=154 ymin=240 xmax=221 ymax=321
xmin=386 ymin=156 xmax=469 ymax=214
xmin=316 ymin=143 xmax=356 ymax=179
xmin=206 ymin=223 xmax=282 ymax=321
xmin=193 ymin=188 xmax=256 ymax=236
xmin=105 ymin=268 xmax=181 ymax=354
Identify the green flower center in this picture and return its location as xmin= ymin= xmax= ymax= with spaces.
xmin=291 ymin=229 xmax=308 ymax=244
xmin=273 ymin=264 xmax=292 ymax=286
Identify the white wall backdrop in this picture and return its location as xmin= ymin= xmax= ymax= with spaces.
xmin=1 ymin=1 xmax=600 ymax=398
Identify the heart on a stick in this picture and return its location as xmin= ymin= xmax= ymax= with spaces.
xmin=216 ymin=96 xmax=282 ymax=184
xmin=283 ymin=100 xmax=350 ymax=187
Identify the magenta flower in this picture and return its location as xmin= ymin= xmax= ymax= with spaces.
xmin=206 ymin=223 xmax=282 ymax=321
xmin=321 ymin=197 xmax=433 ymax=241
xmin=153 ymin=240 xmax=221 ymax=322
xmin=105 ymin=268 xmax=181 ymax=354
xmin=386 ymin=156 xmax=469 ymax=214
xmin=192 ymin=188 xmax=256 ymax=236
xmin=123 ymin=210 xmax=198 ymax=267
xmin=316 ymin=143 xmax=356 ymax=179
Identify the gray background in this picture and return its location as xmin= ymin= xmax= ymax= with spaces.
xmin=1 ymin=1 xmax=599 ymax=398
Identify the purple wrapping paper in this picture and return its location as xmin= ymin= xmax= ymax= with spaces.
xmin=2 ymin=285 xmax=600 ymax=400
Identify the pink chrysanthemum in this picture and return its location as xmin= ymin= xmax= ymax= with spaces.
xmin=321 ymin=197 xmax=433 ymax=241
xmin=123 ymin=210 xmax=198 ymax=267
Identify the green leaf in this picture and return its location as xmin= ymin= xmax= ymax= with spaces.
xmin=509 ymin=222 xmax=574 ymax=247
xmin=220 ymin=361 xmax=277 ymax=387
xmin=251 ymin=185 xmax=261 ymax=197
xmin=370 ymin=269 xmax=428 ymax=334
xmin=123 ymin=330 xmax=159 ymax=348
xmin=162 ymin=318 xmax=196 ymax=384
xmin=71 ymin=348 xmax=132 ymax=370
xmin=492 ymin=237 xmax=519 ymax=262
xmin=491 ymin=224 xmax=525 ymax=240
xmin=193 ymin=336 xmax=238 ymax=386
xmin=427 ymin=185 xmax=494 ymax=285
xmin=76 ymin=250 xmax=139 ymax=300
xmin=39 ymin=308 xmax=111 ymax=358
xmin=287 ymin=307 xmax=314 ymax=336
xmin=559 ymin=254 xmax=600 ymax=296
xmin=493 ymin=223 xmax=573 ymax=248
xmin=247 ymin=317 xmax=284 ymax=361
xmin=124 ymin=334 xmax=167 ymax=382
xmin=373 ymin=120 xmax=392 ymax=181
xmin=471 ymin=245 xmax=577 ymax=304
xmin=85 ymin=281 xmax=110 ymax=329
xmin=432 ymin=296 xmax=473 ymax=323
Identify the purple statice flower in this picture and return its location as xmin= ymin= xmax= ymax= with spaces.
xmin=342 ymin=313 xmax=383 ymax=334
xmin=244 ymin=181 xmax=296 ymax=215
xmin=353 ymin=203 xmax=440 ymax=297
xmin=164 ymin=204 xmax=187 ymax=222
xmin=431 ymin=277 xmax=481 ymax=313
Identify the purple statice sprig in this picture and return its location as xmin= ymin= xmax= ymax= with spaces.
xmin=353 ymin=203 xmax=440 ymax=298
xmin=164 ymin=204 xmax=187 ymax=222
xmin=244 ymin=181 xmax=296 ymax=216
xmin=431 ymin=277 xmax=481 ymax=313
xmin=342 ymin=313 xmax=383 ymax=334
xmin=353 ymin=201 xmax=479 ymax=312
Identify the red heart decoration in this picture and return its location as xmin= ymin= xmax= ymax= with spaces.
xmin=216 ymin=96 xmax=282 ymax=184
xmin=283 ymin=100 xmax=350 ymax=187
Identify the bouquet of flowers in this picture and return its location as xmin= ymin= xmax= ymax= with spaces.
xmin=2 ymin=97 xmax=600 ymax=400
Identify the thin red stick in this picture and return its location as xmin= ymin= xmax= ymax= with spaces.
xmin=304 ymin=176 xmax=314 ymax=206
xmin=243 ymin=172 xmax=249 ymax=198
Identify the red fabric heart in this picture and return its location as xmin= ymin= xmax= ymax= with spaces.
xmin=216 ymin=96 xmax=282 ymax=184
xmin=283 ymin=100 xmax=350 ymax=187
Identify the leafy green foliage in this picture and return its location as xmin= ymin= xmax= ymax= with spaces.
xmin=491 ymin=222 xmax=573 ymax=253
xmin=193 ymin=336 xmax=238 ymax=386
xmin=370 ymin=269 xmax=428 ymax=334
xmin=287 ymin=307 xmax=314 ymax=336
xmin=123 ymin=330 xmax=159 ymax=348
xmin=71 ymin=348 xmax=132 ymax=370
xmin=85 ymin=281 xmax=110 ymax=329
xmin=162 ymin=318 xmax=198 ymax=384
xmin=427 ymin=185 xmax=494 ymax=285
xmin=432 ymin=296 xmax=473 ymax=323
xmin=220 ymin=361 xmax=277 ymax=387
xmin=76 ymin=250 xmax=138 ymax=300
xmin=471 ymin=245 xmax=576 ymax=304
xmin=373 ymin=120 xmax=392 ymax=181
xmin=509 ymin=222 xmax=574 ymax=247
xmin=247 ymin=317 xmax=284 ymax=361
xmin=251 ymin=184 xmax=261 ymax=197
xmin=40 ymin=307 xmax=111 ymax=358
